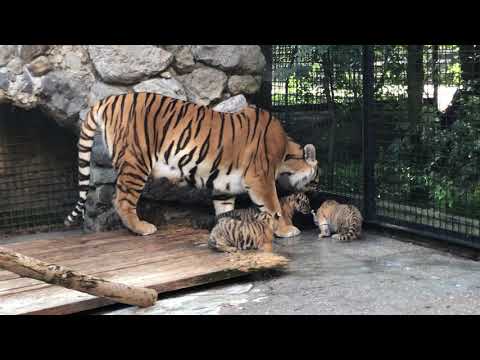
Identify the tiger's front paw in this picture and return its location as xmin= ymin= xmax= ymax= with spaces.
xmin=275 ymin=225 xmax=301 ymax=238
xmin=131 ymin=221 xmax=158 ymax=236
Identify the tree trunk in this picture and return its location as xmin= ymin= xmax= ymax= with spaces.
xmin=432 ymin=45 xmax=439 ymax=111
xmin=407 ymin=45 xmax=424 ymax=131
xmin=284 ymin=46 xmax=298 ymax=107
xmin=322 ymin=51 xmax=337 ymax=189
xmin=459 ymin=45 xmax=475 ymax=83
xmin=0 ymin=247 xmax=158 ymax=308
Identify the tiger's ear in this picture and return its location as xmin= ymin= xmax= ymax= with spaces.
xmin=304 ymin=144 xmax=316 ymax=164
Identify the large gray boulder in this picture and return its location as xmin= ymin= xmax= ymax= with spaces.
xmin=26 ymin=56 xmax=52 ymax=77
xmin=0 ymin=69 xmax=13 ymax=90
xmin=192 ymin=45 xmax=266 ymax=74
xmin=228 ymin=75 xmax=261 ymax=95
xmin=40 ymin=70 xmax=95 ymax=126
xmin=88 ymin=81 xmax=129 ymax=106
xmin=88 ymin=45 xmax=174 ymax=85
xmin=19 ymin=45 xmax=50 ymax=62
xmin=164 ymin=45 xmax=197 ymax=74
xmin=0 ymin=45 xmax=18 ymax=67
xmin=179 ymin=67 xmax=227 ymax=106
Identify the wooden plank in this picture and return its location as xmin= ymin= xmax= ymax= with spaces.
xmin=0 ymin=226 xmax=288 ymax=315
xmin=0 ymin=239 xmax=204 ymax=294
xmin=0 ymin=228 xmax=199 ymax=282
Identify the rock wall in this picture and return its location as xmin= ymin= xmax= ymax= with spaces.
xmin=0 ymin=45 xmax=266 ymax=231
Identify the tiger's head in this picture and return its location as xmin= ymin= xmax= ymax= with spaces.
xmin=277 ymin=141 xmax=318 ymax=192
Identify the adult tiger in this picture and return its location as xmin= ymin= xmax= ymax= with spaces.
xmin=65 ymin=92 xmax=318 ymax=238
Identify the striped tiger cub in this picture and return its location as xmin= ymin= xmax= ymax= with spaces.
xmin=208 ymin=212 xmax=275 ymax=253
xmin=312 ymin=200 xmax=363 ymax=241
xmin=215 ymin=192 xmax=311 ymax=226
xmin=65 ymin=93 xmax=318 ymax=238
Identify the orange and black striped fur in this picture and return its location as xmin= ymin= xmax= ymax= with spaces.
xmin=211 ymin=192 xmax=311 ymax=229
xmin=65 ymin=93 xmax=318 ymax=237
xmin=208 ymin=212 xmax=275 ymax=252
xmin=312 ymin=200 xmax=363 ymax=241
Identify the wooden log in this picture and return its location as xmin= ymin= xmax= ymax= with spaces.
xmin=0 ymin=246 xmax=158 ymax=308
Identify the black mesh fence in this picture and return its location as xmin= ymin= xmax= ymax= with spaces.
xmin=257 ymin=45 xmax=480 ymax=248
xmin=0 ymin=105 xmax=78 ymax=235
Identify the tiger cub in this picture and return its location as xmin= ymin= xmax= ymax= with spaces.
xmin=208 ymin=212 xmax=275 ymax=253
xmin=200 ymin=192 xmax=311 ymax=231
xmin=312 ymin=200 xmax=363 ymax=241
xmin=207 ymin=193 xmax=310 ymax=253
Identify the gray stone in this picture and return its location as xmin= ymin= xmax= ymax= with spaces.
xmin=88 ymin=45 xmax=174 ymax=85
xmin=133 ymin=78 xmax=187 ymax=101
xmin=88 ymin=81 xmax=129 ymax=106
xmin=212 ymin=94 xmax=248 ymax=113
xmin=85 ymin=185 xmax=114 ymax=209
xmin=192 ymin=45 xmax=241 ymax=72
xmin=84 ymin=207 xmax=121 ymax=232
xmin=7 ymin=58 xmax=24 ymax=75
xmin=0 ymin=70 xmax=12 ymax=90
xmin=237 ymin=46 xmax=266 ymax=74
xmin=192 ymin=45 xmax=266 ymax=74
xmin=179 ymin=67 xmax=227 ymax=106
xmin=64 ymin=52 xmax=83 ymax=71
xmin=91 ymin=166 xmax=117 ymax=185
xmin=0 ymin=45 xmax=17 ymax=67
xmin=92 ymin=132 xmax=112 ymax=167
xmin=26 ymin=56 xmax=51 ymax=77
xmin=19 ymin=45 xmax=49 ymax=62
xmin=97 ymin=184 xmax=115 ymax=204
xmin=171 ymin=46 xmax=196 ymax=74
xmin=40 ymin=70 xmax=94 ymax=121
xmin=227 ymin=75 xmax=261 ymax=95
xmin=16 ymin=74 xmax=33 ymax=94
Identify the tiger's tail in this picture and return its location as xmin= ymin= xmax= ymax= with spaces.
xmin=64 ymin=104 xmax=103 ymax=226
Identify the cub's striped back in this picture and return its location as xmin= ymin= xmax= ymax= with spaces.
xmin=208 ymin=212 xmax=274 ymax=252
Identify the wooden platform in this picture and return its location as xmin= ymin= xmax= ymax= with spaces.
xmin=0 ymin=226 xmax=288 ymax=315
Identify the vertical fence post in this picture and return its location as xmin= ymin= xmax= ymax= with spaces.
xmin=362 ymin=45 xmax=376 ymax=221
xmin=253 ymin=45 xmax=273 ymax=110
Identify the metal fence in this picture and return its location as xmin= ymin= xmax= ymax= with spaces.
xmin=256 ymin=45 xmax=480 ymax=249
xmin=0 ymin=105 xmax=78 ymax=235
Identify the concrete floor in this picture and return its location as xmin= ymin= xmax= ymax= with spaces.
xmin=97 ymin=230 xmax=480 ymax=315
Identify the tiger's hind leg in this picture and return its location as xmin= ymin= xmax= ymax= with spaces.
xmin=114 ymin=163 xmax=157 ymax=236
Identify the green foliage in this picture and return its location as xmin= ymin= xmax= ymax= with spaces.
xmin=272 ymin=45 xmax=363 ymax=105
xmin=377 ymin=97 xmax=480 ymax=216
xmin=272 ymin=45 xmax=480 ymax=220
